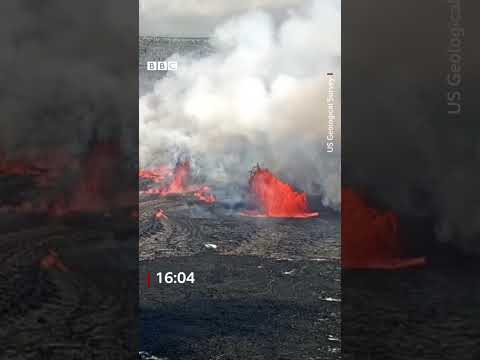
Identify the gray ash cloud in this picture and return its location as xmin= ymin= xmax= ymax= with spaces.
xmin=0 ymin=0 xmax=137 ymax=161
xmin=342 ymin=1 xmax=480 ymax=254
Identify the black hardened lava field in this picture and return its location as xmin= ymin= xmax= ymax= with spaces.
xmin=343 ymin=262 xmax=480 ymax=360
xmin=0 ymin=196 xmax=137 ymax=358
xmin=139 ymin=179 xmax=341 ymax=359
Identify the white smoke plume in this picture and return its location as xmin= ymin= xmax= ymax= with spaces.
xmin=140 ymin=0 xmax=340 ymax=209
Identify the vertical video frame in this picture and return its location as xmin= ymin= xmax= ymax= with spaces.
xmin=139 ymin=1 xmax=341 ymax=358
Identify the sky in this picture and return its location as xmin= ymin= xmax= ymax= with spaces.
xmin=140 ymin=0 xmax=307 ymax=36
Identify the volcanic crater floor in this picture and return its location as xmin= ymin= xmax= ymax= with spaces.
xmin=0 ymin=212 xmax=137 ymax=359
xmin=342 ymin=264 xmax=480 ymax=360
xmin=140 ymin=193 xmax=341 ymax=360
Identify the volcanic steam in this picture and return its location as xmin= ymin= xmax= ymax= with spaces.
xmin=0 ymin=1 xmax=137 ymax=217
xmin=140 ymin=0 xmax=341 ymax=210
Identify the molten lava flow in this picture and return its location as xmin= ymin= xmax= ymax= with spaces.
xmin=40 ymin=249 xmax=69 ymax=272
xmin=0 ymin=148 xmax=79 ymax=188
xmin=0 ymin=158 xmax=45 ymax=177
xmin=194 ymin=186 xmax=216 ymax=204
xmin=139 ymin=165 xmax=172 ymax=183
xmin=155 ymin=209 xmax=168 ymax=220
xmin=139 ymin=161 xmax=216 ymax=204
xmin=342 ymin=187 xmax=426 ymax=269
xmin=244 ymin=166 xmax=318 ymax=218
xmin=1 ymin=142 xmax=135 ymax=217
xmin=1 ymin=149 xmax=71 ymax=214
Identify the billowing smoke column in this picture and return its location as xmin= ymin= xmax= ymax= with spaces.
xmin=1 ymin=1 xmax=137 ymax=156
xmin=342 ymin=2 xmax=480 ymax=255
xmin=342 ymin=187 xmax=426 ymax=269
xmin=140 ymin=0 xmax=341 ymax=209
xmin=243 ymin=166 xmax=318 ymax=218
xmin=0 ymin=1 xmax=137 ymax=215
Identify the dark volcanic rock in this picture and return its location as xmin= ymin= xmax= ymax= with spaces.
xmin=140 ymin=192 xmax=340 ymax=359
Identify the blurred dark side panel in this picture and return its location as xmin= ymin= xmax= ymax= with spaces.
xmin=0 ymin=1 xmax=138 ymax=358
xmin=342 ymin=0 xmax=480 ymax=359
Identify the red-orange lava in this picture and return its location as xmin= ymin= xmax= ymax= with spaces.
xmin=159 ymin=161 xmax=191 ymax=195
xmin=40 ymin=249 xmax=69 ymax=272
xmin=155 ymin=209 xmax=168 ymax=220
xmin=243 ymin=166 xmax=318 ymax=218
xmin=139 ymin=165 xmax=172 ymax=183
xmin=194 ymin=186 xmax=216 ymax=204
xmin=342 ymin=187 xmax=426 ymax=269
xmin=1 ymin=142 xmax=134 ymax=216
xmin=140 ymin=161 xmax=216 ymax=204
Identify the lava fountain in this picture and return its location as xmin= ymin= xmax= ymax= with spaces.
xmin=243 ymin=166 xmax=319 ymax=218
xmin=49 ymin=141 xmax=123 ymax=216
xmin=342 ymin=187 xmax=426 ymax=269
xmin=159 ymin=161 xmax=190 ymax=195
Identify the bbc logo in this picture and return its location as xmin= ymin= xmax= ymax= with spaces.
xmin=147 ymin=61 xmax=178 ymax=71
